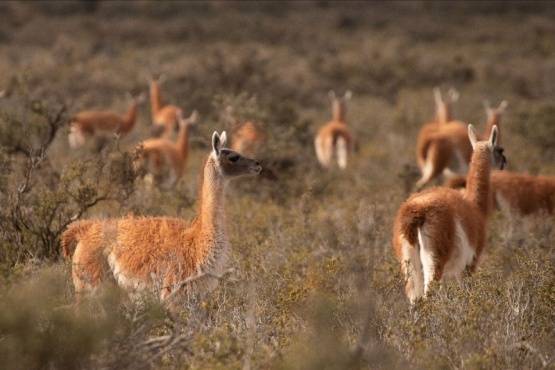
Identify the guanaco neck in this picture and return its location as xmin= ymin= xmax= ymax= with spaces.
xmin=122 ymin=101 xmax=138 ymax=132
xmin=150 ymin=82 xmax=163 ymax=118
xmin=192 ymin=156 xmax=228 ymax=259
xmin=465 ymin=147 xmax=492 ymax=217
xmin=435 ymin=100 xmax=455 ymax=125
xmin=435 ymin=102 xmax=447 ymax=124
xmin=176 ymin=123 xmax=191 ymax=159
xmin=332 ymin=99 xmax=347 ymax=123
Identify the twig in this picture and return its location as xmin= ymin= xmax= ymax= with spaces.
xmin=162 ymin=266 xmax=235 ymax=305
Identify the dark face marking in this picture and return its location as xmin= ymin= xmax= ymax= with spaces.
xmin=219 ymin=149 xmax=262 ymax=178
xmin=493 ymin=146 xmax=507 ymax=170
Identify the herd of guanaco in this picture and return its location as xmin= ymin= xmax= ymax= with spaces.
xmin=62 ymin=80 xmax=554 ymax=308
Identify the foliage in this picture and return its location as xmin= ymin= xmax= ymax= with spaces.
xmin=0 ymin=77 xmax=138 ymax=266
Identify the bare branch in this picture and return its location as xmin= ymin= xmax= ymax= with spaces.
xmin=162 ymin=267 xmax=235 ymax=305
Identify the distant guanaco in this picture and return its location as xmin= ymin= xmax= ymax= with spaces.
xmin=149 ymin=74 xmax=184 ymax=138
xmin=314 ymin=90 xmax=354 ymax=170
xmin=61 ymin=131 xmax=262 ymax=308
xmin=394 ymin=125 xmax=506 ymax=303
xmin=68 ymin=93 xmax=146 ymax=148
xmin=224 ymin=106 xmax=264 ymax=159
xmin=446 ymin=171 xmax=555 ymax=216
xmin=416 ymin=87 xmax=460 ymax=171
xmin=415 ymin=97 xmax=507 ymax=190
xmin=134 ymin=110 xmax=198 ymax=188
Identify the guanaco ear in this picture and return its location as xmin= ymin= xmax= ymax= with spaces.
xmin=212 ymin=131 xmax=227 ymax=155
xmin=344 ymin=90 xmax=352 ymax=100
xmin=433 ymin=87 xmax=442 ymax=104
xmin=136 ymin=92 xmax=146 ymax=104
xmin=446 ymin=88 xmax=459 ymax=102
xmin=468 ymin=124 xmax=478 ymax=149
xmin=329 ymin=91 xmax=336 ymax=101
xmin=188 ymin=110 xmax=198 ymax=124
xmin=212 ymin=131 xmax=222 ymax=155
xmin=489 ymin=125 xmax=499 ymax=147
xmin=220 ymin=131 xmax=227 ymax=147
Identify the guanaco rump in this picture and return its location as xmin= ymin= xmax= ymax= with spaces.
xmin=61 ymin=131 xmax=262 ymax=306
xmin=415 ymin=98 xmax=507 ymax=190
xmin=446 ymin=171 xmax=555 ymax=216
xmin=134 ymin=110 xmax=199 ymax=188
xmin=149 ymin=74 xmax=184 ymax=138
xmin=393 ymin=124 xmax=506 ymax=303
xmin=314 ymin=90 xmax=354 ymax=170
xmin=68 ymin=93 xmax=146 ymax=148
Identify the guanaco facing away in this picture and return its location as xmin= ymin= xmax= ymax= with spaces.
xmin=314 ymin=90 xmax=354 ymax=170
xmin=149 ymin=74 xmax=184 ymax=138
xmin=61 ymin=131 xmax=262 ymax=308
xmin=134 ymin=110 xmax=199 ymax=188
xmin=415 ymin=99 xmax=507 ymax=190
xmin=416 ymin=87 xmax=460 ymax=171
xmin=68 ymin=93 xmax=146 ymax=149
xmin=394 ymin=124 xmax=506 ymax=304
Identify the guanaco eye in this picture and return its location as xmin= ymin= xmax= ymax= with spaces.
xmin=229 ymin=154 xmax=239 ymax=163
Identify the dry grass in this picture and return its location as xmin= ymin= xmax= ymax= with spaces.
xmin=0 ymin=2 xmax=554 ymax=369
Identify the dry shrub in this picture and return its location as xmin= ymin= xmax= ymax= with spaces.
xmin=514 ymin=104 xmax=555 ymax=161
xmin=0 ymin=77 xmax=138 ymax=266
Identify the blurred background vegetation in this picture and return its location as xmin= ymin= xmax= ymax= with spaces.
xmin=0 ymin=1 xmax=554 ymax=369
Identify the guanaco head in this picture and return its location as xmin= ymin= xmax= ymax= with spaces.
xmin=178 ymin=110 xmax=199 ymax=128
xmin=433 ymin=87 xmax=458 ymax=123
xmin=125 ymin=92 xmax=147 ymax=106
xmin=468 ymin=124 xmax=506 ymax=170
xmin=329 ymin=90 xmax=352 ymax=122
xmin=483 ymin=99 xmax=508 ymax=112
xmin=211 ymin=131 xmax=262 ymax=178
xmin=145 ymin=73 xmax=167 ymax=86
xmin=483 ymin=100 xmax=508 ymax=122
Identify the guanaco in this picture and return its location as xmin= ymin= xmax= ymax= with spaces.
xmin=224 ymin=106 xmax=264 ymax=158
xmin=135 ymin=110 xmax=198 ymax=188
xmin=415 ymin=99 xmax=507 ymax=190
xmin=314 ymin=90 xmax=354 ymax=170
xmin=61 ymin=131 xmax=262 ymax=307
xmin=149 ymin=74 xmax=184 ymax=138
xmin=416 ymin=87 xmax=460 ymax=171
xmin=394 ymin=125 xmax=506 ymax=303
xmin=446 ymin=171 xmax=555 ymax=216
xmin=68 ymin=93 xmax=146 ymax=148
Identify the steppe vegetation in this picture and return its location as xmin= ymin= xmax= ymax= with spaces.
xmin=0 ymin=1 xmax=554 ymax=369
